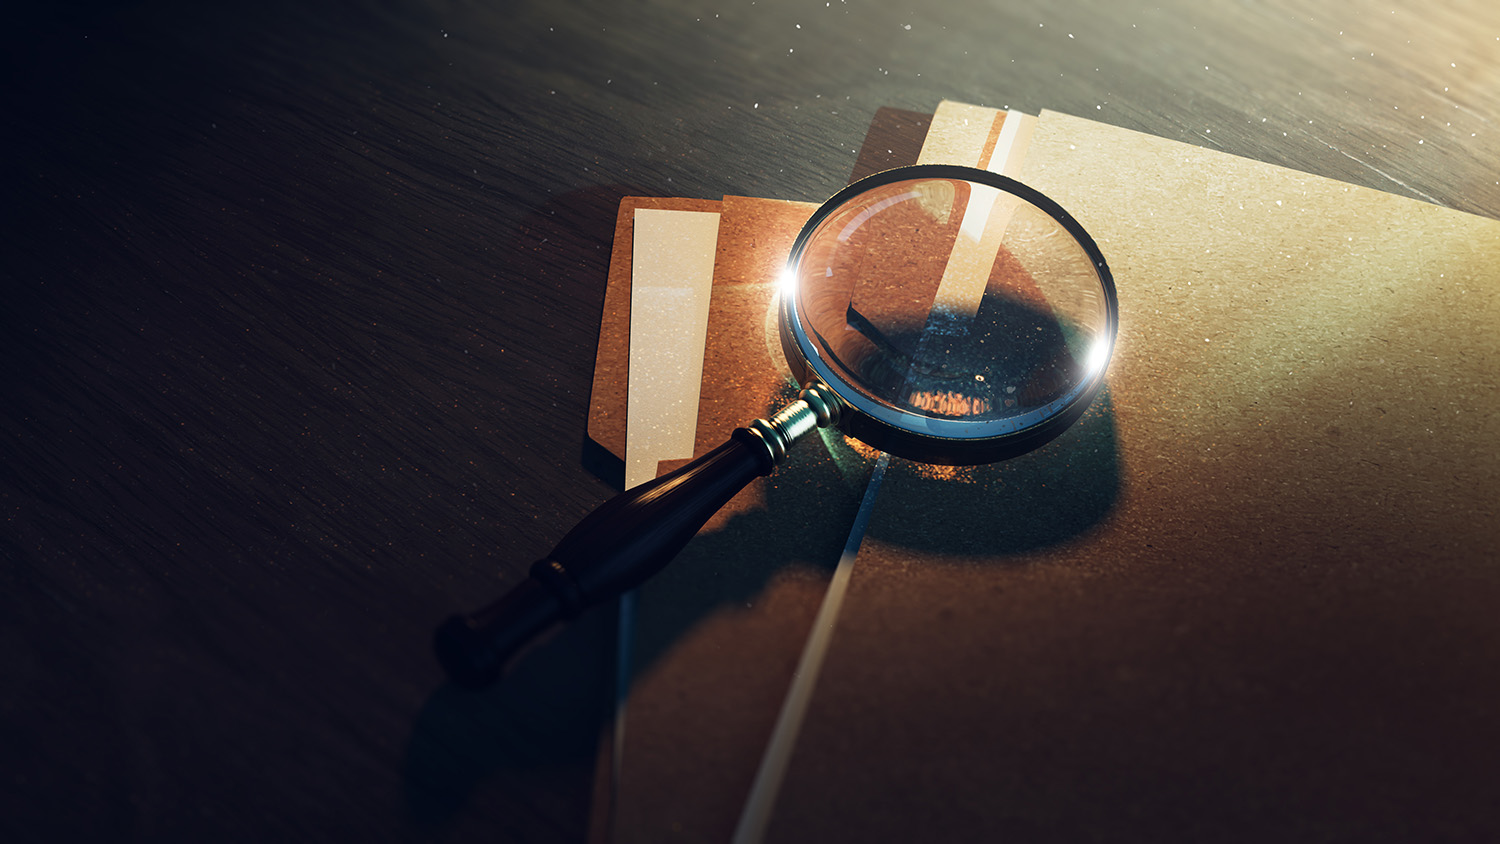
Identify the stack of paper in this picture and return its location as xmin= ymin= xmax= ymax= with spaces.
xmin=586 ymin=102 xmax=1500 ymax=842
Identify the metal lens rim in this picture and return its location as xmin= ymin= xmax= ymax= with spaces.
xmin=779 ymin=164 xmax=1119 ymax=466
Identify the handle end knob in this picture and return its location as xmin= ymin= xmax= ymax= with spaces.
xmin=433 ymin=578 xmax=564 ymax=689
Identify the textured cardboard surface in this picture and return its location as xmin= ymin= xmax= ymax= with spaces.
xmin=764 ymin=111 xmax=1500 ymax=842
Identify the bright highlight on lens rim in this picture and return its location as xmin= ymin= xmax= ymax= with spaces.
xmin=1086 ymin=339 xmax=1111 ymax=376
xmin=778 ymin=267 xmax=798 ymax=298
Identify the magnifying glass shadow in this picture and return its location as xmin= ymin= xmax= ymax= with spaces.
xmin=603 ymin=379 xmax=1118 ymax=836
xmin=862 ymin=386 xmax=1121 ymax=556
xmin=629 ymin=380 xmax=1121 ymax=672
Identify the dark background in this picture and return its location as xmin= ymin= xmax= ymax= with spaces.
xmin=4 ymin=1 xmax=1497 ymax=841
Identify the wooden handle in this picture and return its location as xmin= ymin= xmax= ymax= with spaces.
xmin=434 ymin=429 xmax=773 ymax=689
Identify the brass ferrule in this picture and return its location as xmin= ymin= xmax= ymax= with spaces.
xmin=747 ymin=403 xmax=814 ymax=465
xmin=796 ymin=382 xmax=842 ymax=428
xmin=744 ymin=383 xmax=844 ymax=467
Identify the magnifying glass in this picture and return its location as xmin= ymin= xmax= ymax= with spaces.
xmin=435 ymin=164 xmax=1118 ymax=688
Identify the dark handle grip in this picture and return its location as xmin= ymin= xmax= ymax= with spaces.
xmin=434 ymin=428 xmax=774 ymax=688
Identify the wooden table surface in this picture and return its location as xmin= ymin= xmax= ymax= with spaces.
xmin=4 ymin=1 xmax=1497 ymax=841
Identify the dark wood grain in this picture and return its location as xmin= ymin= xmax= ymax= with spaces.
xmin=3 ymin=1 xmax=1497 ymax=841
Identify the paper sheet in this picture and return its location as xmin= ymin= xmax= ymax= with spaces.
xmin=590 ymin=102 xmax=1500 ymax=841
xmin=762 ymin=109 xmax=1500 ymax=842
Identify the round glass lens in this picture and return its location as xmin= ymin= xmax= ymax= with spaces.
xmin=786 ymin=170 xmax=1114 ymax=454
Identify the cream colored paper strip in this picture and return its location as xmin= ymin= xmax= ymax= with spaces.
xmin=916 ymin=100 xmax=1004 ymax=167
xmin=625 ymin=208 xmax=722 ymax=488
xmin=933 ymin=106 xmax=1038 ymax=318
